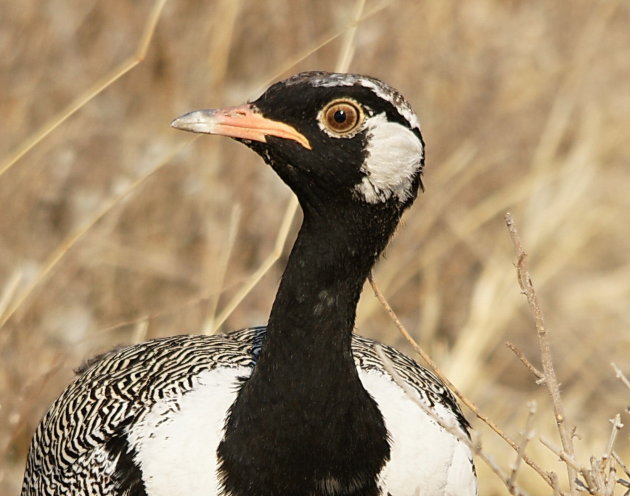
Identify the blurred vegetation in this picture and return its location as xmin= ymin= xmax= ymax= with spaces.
xmin=1 ymin=0 xmax=629 ymax=494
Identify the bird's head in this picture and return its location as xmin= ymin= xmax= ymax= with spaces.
xmin=172 ymin=72 xmax=424 ymax=214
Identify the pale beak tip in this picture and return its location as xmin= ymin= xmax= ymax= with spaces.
xmin=170 ymin=110 xmax=214 ymax=134
xmin=170 ymin=113 xmax=193 ymax=131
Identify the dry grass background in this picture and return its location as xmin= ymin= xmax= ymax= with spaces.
xmin=1 ymin=0 xmax=629 ymax=494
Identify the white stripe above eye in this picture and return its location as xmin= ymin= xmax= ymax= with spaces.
xmin=308 ymin=73 xmax=421 ymax=131
xmin=352 ymin=78 xmax=421 ymax=131
xmin=355 ymin=113 xmax=424 ymax=204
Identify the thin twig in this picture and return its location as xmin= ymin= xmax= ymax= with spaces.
xmin=550 ymin=472 xmax=562 ymax=496
xmin=505 ymin=212 xmax=578 ymax=493
xmin=540 ymin=437 xmax=620 ymax=495
xmin=505 ymin=341 xmax=545 ymax=383
xmin=613 ymin=454 xmax=630 ymax=496
xmin=475 ymin=447 xmax=529 ymax=496
xmin=611 ymin=363 xmax=630 ymax=391
xmin=508 ymin=401 xmax=537 ymax=493
xmin=543 ymin=414 xmax=627 ymax=496
xmin=604 ymin=414 xmax=623 ymax=462
xmin=540 ymin=437 xmax=582 ymax=473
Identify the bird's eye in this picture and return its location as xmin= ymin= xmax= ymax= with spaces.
xmin=321 ymin=100 xmax=363 ymax=135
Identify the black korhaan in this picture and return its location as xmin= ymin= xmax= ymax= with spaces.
xmin=21 ymin=72 xmax=477 ymax=496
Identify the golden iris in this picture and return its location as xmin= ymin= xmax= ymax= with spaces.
xmin=322 ymin=100 xmax=362 ymax=134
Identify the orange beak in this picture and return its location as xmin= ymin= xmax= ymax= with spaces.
xmin=171 ymin=103 xmax=311 ymax=150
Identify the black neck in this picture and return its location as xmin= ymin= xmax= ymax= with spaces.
xmin=218 ymin=200 xmax=401 ymax=496
xmin=265 ymin=211 xmax=383 ymax=361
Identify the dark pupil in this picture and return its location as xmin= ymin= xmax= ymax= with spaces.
xmin=333 ymin=109 xmax=347 ymax=123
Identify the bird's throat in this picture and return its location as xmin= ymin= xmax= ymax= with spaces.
xmin=217 ymin=206 xmax=399 ymax=496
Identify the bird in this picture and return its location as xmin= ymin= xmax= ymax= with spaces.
xmin=21 ymin=72 xmax=477 ymax=496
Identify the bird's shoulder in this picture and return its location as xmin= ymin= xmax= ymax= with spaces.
xmin=26 ymin=328 xmax=264 ymax=479
xmin=350 ymin=333 xmax=469 ymax=431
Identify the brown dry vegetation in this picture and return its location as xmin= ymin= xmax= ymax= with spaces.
xmin=1 ymin=0 xmax=629 ymax=494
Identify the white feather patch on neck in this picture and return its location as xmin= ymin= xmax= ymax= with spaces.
xmin=355 ymin=114 xmax=423 ymax=204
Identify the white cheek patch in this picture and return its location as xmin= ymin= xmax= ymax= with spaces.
xmin=356 ymin=114 xmax=423 ymax=204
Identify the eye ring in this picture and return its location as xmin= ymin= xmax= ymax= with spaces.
xmin=320 ymin=99 xmax=363 ymax=135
